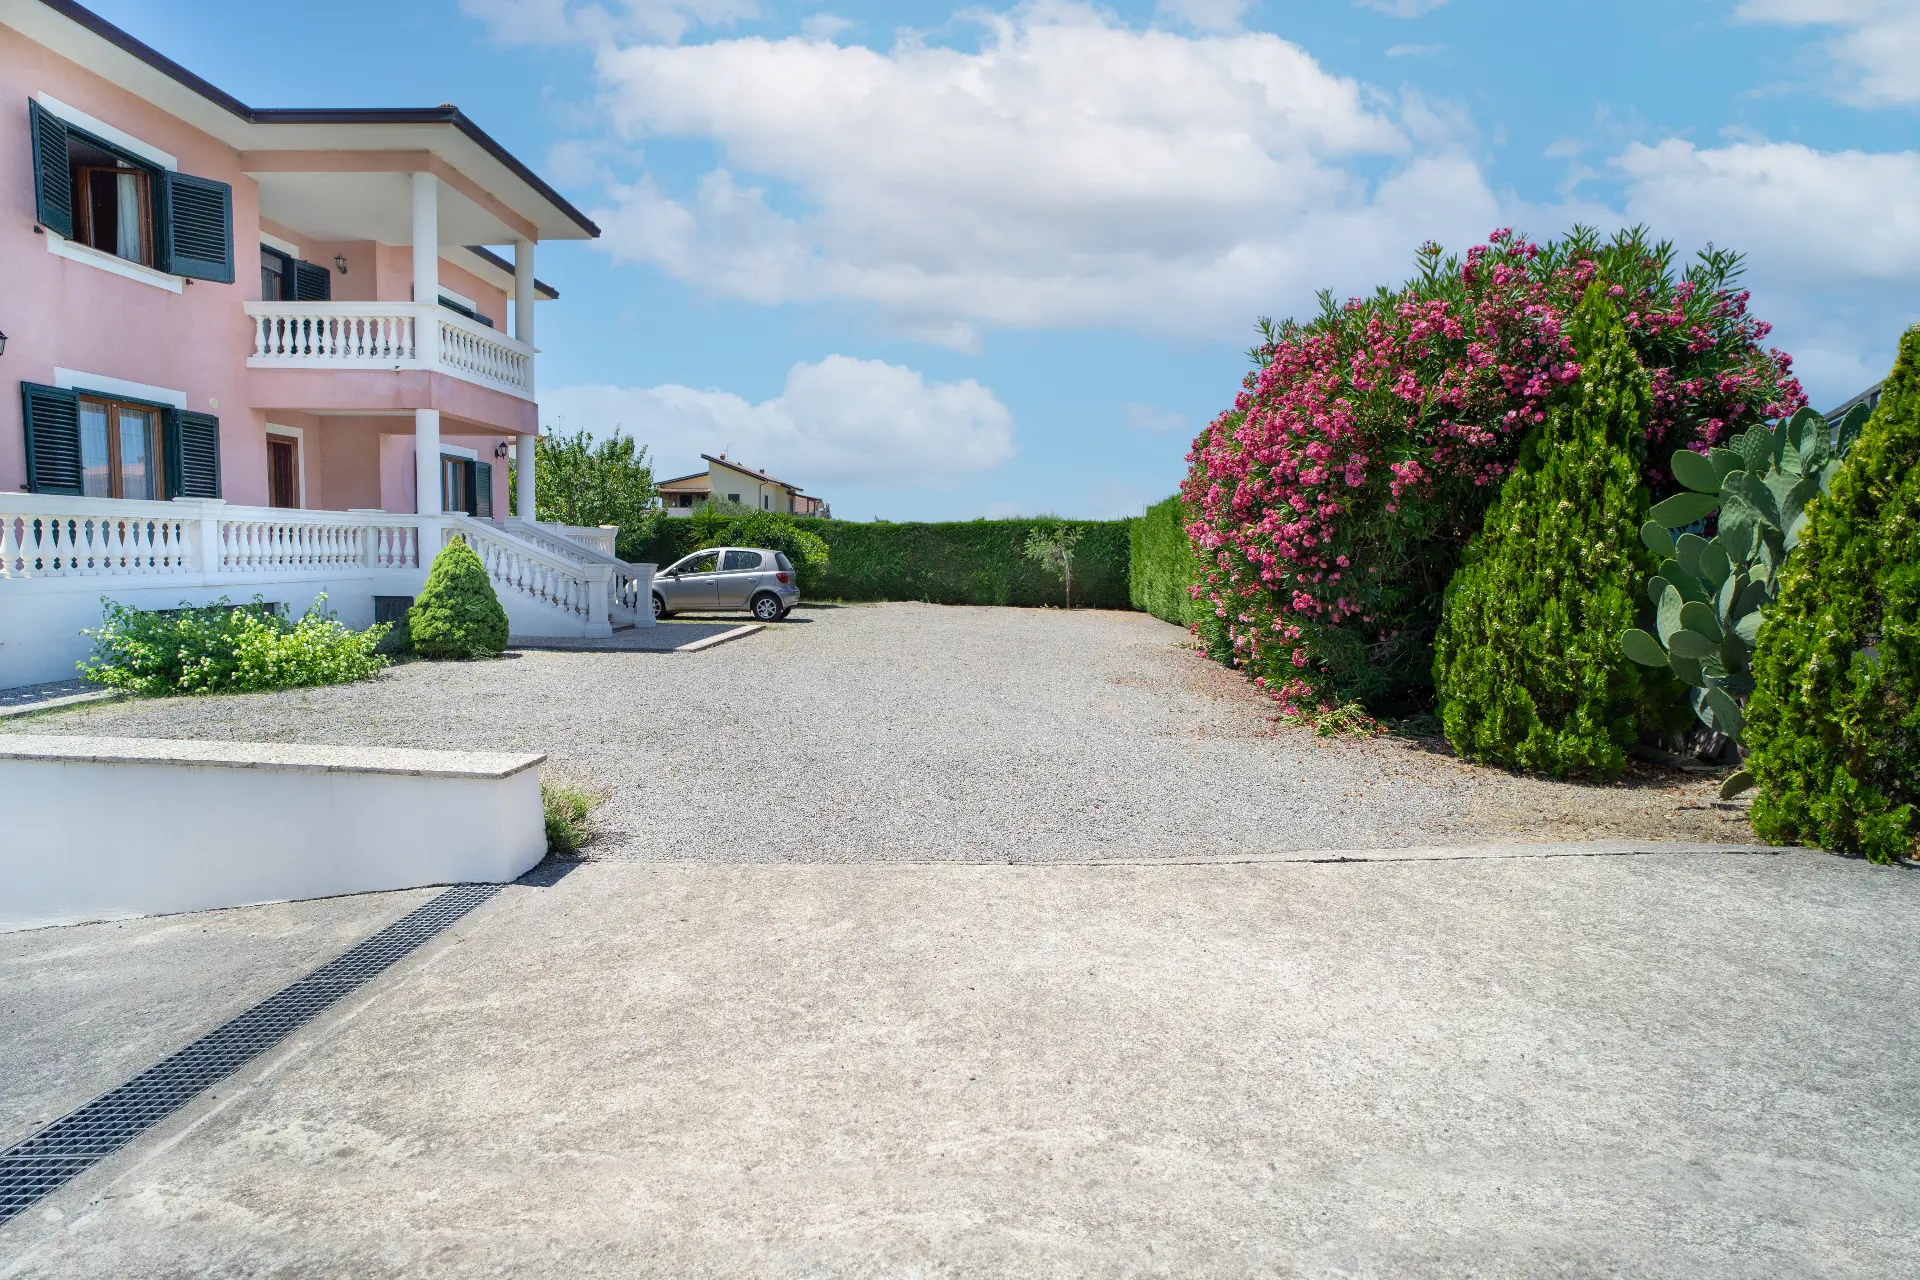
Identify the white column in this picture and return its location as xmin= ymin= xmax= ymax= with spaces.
xmin=412 ymin=173 xmax=442 ymax=369
xmin=516 ymin=431 xmax=537 ymax=522
xmin=512 ymin=238 xmax=536 ymax=346
xmin=415 ymin=409 xmax=442 ymax=515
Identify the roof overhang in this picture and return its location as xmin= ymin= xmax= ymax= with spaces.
xmin=4 ymin=0 xmax=599 ymax=243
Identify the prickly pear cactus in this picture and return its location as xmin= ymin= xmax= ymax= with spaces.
xmin=1619 ymin=403 xmax=1867 ymax=793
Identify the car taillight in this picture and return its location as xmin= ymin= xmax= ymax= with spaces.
xmin=776 ymin=572 xmax=791 ymax=583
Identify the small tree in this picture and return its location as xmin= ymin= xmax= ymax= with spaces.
xmin=1431 ymin=285 xmax=1677 ymax=776
xmin=409 ymin=536 xmax=510 ymax=659
xmin=1743 ymin=325 xmax=1920 ymax=862
xmin=514 ymin=428 xmax=658 ymax=560
xmin=1024 ymin=519 xmax=1084 ymax=607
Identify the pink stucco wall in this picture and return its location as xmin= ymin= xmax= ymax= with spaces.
xmin=2 ymin=24 xmax=534 ymax=509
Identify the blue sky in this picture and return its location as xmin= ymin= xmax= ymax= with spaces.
xmin=93 ymin=0 xmax=1920 ymax=520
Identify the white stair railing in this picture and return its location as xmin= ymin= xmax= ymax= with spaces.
xmin=500 ymin=521 xmax=653 ymax=625
xmin=447 ymin=517 xmax=611 ymax=629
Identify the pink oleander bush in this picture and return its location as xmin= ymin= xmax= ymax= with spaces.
xmin=1182 ymin=225 xmax=1806 ymax=716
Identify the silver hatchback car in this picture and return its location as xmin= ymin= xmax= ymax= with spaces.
xmin=653 ymin=546 xmax=801 ymax=621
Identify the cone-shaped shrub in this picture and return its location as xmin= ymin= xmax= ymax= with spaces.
xmin=1432 ymin=285 xmax=1676 ymax=775
xmin=408 ymin=536 xmax=509 ymax=659
xmin=1743 ymin=326 xmax=1920 ymax=862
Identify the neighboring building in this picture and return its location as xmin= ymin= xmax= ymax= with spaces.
xmin=1827 ymin=383 xmax=1882 ymax=420
xmin=0 ymin=0 xmax=653 ymax=686
xmin=658 ymin=454 xmax=829 ymax=518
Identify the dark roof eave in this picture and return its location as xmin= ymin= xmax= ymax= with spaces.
xmin=463 ymin=245 xmax=560 ymax=300
xmin=703 ymin=453 xmax=799 ymax=490
xmin=35 ymin=0 xmax=601 ymax=241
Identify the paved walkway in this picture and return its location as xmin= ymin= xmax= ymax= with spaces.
xmin=3 ymin=850 xmax=1916 ymax=1276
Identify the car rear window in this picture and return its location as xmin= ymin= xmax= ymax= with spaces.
xmin=775 ymin=552 xmax=794 ymax=572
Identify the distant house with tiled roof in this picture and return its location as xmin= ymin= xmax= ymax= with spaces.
xmin=658 ymin=454 xmax=830 ymax=518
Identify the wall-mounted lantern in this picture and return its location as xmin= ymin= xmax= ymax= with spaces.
xmin=0 ymin=330 xmax=8 ymax=356
xmin=334 ymin=254 xmax=348 ymax=274
xmin=494 ymin=441 xmax=511 ymax=458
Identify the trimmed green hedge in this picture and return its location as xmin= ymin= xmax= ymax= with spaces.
xmin=797 ymin=518 xmax=1131 ymax=608
xmin=632 ymin=512 xmax=1147 ymax=610
xmin=1130 ymin=495 xmax=1197 ymax=625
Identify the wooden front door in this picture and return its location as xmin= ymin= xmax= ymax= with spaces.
xmin=267 ymin=435 xmax=300 ymax=508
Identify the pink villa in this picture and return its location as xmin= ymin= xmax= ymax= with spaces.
xmin=0 ymin=0 xmax=652 ymax=689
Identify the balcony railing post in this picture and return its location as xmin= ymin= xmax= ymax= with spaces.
xmin=172 ymin=497 xmax=227 ymax=580
xmin=414 ymin=302 xmax=440 ymax=370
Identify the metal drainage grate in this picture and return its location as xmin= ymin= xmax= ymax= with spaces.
xmin=0 ymin=882 xmax=500 ymax=1226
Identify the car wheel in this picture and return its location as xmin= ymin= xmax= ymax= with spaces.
xmin=751 ymin=592 xmax=783 ymax=621
xmin=652 ymin=593 xmax=672 ymax=620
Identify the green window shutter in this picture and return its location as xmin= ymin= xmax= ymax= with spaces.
xmin=28 ymin=100 xmax=74 ymax=238
xmin=158 ymin=171 xmax=233 ymax=283
xmin=20 ymin=382 xmax=82 ymax=494
xmin=292 ymin=259 xmax=332 ymax=301
xmin=163 ymin=409 xmax=222 ymax=498
xmin=474 ymin=461 xmax=493 ymax=518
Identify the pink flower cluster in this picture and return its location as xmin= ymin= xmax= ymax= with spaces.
xmin=1181 ymin=228 xmax=1805 ymax=716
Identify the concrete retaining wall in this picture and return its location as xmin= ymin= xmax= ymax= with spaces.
xmin=0 ymin=736 xmax=547 ymax=932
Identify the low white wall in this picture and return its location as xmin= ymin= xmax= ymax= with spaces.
xmin=0 ymin=572 xmax=421 ymax=689
xmin=0 ymin=737 xmax=548 ymax=932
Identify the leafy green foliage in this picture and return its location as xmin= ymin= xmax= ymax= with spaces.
xmin=1022 ymin=519 xmax=1085 ymax=606
xmin=629 ymin=513 xmax=1135 ymax=609
xmin=1743 ymin=327 xmax=1920 ymax=863
xmin=408 ymin=536 xmax=510 ymax=659
xmin=542 ymin=779 xmax=602 ymax=856
xmin=1432 ymin=286 xmax=1677 ymax=776
xmin=1187 ymin=226 xmax=1802 ymax=717
xmin=79 ymin=595 xmax=388 ymax=695
xmin=779 ymin=518 xmax=1133 ymax=608
xmin=1129 ymin=496 xmax=1199 ymax=625
xmin=1620 ymin=404 xmax=1868 ymax=771
xmin=515 ymin=428 xmax=659 ymax=560
xmin=692 ymin=509 xmax=829 ymax=588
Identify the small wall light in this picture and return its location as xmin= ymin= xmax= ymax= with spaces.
xmin=0 ymin=330 xmax=8 ymax=357
xmin=334 ymin=254 xmax=348 ymax=274
xmin=494 ymin=441 xmax=511 ymax=458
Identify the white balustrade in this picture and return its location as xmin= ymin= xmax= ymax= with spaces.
xmin=216 ymin=513 xmax=420 ymax=575
xmin=244 ymin=302 xmax=535 ymax=399
xmin=249 ymin=303 xmax=417 ymax=365
xmin=554 ymin=525 xmax=616 ymax=558
xmin=0 ymin=497 xmax=430 ymax=583
xmin=437 ymin=312 xmax=535 ymax=398
xmin=502 ymin=521 xmax=649 ymax=624
xmin=0 ymin=498 xmax=194 ymax=579
xmin=449 ymin=518 xmax=609 ymax=627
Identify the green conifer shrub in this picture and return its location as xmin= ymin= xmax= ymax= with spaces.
xmin=408 ymin=536 xmax=510 ymax=659
xmin=1432 ymin=285 xmax=1677 ymax=775
xmin=1743 ymin=326 xmax=1920 ymax=863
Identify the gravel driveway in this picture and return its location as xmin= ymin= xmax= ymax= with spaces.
xmin=6 ymin=603 xmax=1756 ymax=860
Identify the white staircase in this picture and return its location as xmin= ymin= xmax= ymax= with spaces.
xmin=445 ymin=517 xmax=655 ymax=635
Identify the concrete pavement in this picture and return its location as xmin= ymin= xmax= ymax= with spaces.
xmin=3 ymin=848 xmax=1916 ymax=1277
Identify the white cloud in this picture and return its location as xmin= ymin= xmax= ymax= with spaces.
xmin=461 ymin=0 xmax=756 ymax=45
xmin=1735 ymin=0 xmax=1920 ymax=107
xmin=1612 ymin=137 xmax=1920 ymax=399
xmin=1613 ymin=140 xmax=1920 ymax=283
xmin=800 ymin=12 xmax=855 ymax=41
xmin=1122 ymin=402 xmax=1189 ymax=433
xmin=583 ymin=3 xmax=1498 ymax=340
xmin=1356 ymin=0 xmax=1446 ymax=16
xmin=540 ymin=356 xmax=1016 ymax=489
xmin=1154 ymin=0 xmax=1252 ymax=34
